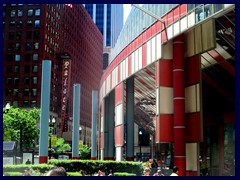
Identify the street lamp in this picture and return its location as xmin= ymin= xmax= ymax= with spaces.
xmin=79 ymin=126 xmax=82 ymax=140
xmin=139 ymin=130 xmax=142 ymax=161
xmin=5 ymin=103 xmax=10 ymax=113
xmin=49 ymin=117 xmax=56 ymax=159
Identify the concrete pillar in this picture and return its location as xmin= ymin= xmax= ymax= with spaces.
xmin=104 ymin=97 xmax=109 ymax=159
xmin=126 ymin=77 xmax=134 ymax=161
xmin=39 ymin=60 xmax=52 ymax=164
xmin=173 ymin=34 xmax=186 ymax=176
xmin=91 ymin=90 xmax=98 ymax=160
xmin=108 ymin=91 xmax=115 ymax=160
xmin=72 ymin=84 xmax=80 ymax=159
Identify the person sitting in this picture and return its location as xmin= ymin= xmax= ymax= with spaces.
xmin=46 ymin=167 xmax=67 ymax=176
xmin=22 ymin=168 xmax=31 ymax=176
xmin=143 ymin=167 xmax=151 ymax=176
xmin=25 ymin=159 xmax=31 ymax=164
xmin=153 ymin=169 xmax=165 ymax=176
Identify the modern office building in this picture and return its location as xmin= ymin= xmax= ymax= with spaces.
xmin=3 ymin=4 xmax=103 ymax=145
xmin=99 ymin=4 xmax=235 ymax=176
xmin=84 ymin=4 xmax=124 ymax=69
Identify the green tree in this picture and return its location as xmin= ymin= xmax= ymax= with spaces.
xmin=79 ymin=145 xmax=91 ymax=159
xmin=3 ymin=106 xmax=40 ymax=149
xmin=53 ymin=138 xmax=71 ymax=156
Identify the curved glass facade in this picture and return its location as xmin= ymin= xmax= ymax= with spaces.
xmin=110 ymin=4 xmax=178 ymax=63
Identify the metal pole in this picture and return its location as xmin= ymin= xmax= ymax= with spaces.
xmin=49 ymin=127 xmax=52 ymax=160
xmin=131 ymin=4 xmax=168 ymax=41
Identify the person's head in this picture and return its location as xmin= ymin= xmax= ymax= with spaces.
xmin=172 ymin=166 xmax=179 ymax=174
xmin=143 ymin=167 xmax=151 ymax=175
xmin=80 ymin=170 xmax=86 ymax=176
xmin=24 ymin=168 xmax=30 ymax=174
xmin=46 ymin=167 xmax=67 ymax=176
xmin=157 ymin=170 xmax=163 ymax=175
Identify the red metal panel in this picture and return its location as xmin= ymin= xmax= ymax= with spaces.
xmin=224 ymin=112 xmax=235 ymax=123
xmin=180 ymin=4 xmax=187 ymax=17
xmin=162 ymin=30 xmax=167 ymax=43
xmin=156 ymin=21 xmax=162 ymax=32
xmin=143 ymin=30 xmax=147 ymax=43
xmin=142 ymin=43 xmax=147 ymax=67
xmin=115 ymin=82 xmax=123 ymax=105
xmin=160 ymin=114 xmax=173 ymax=142
xmin=128 ymin=55 xmax=132 ymax=76
xmin=173 ymin=71 xmax=184 ymax=97
xmin=146 ymin=28 xmax=151 ymax=41
xmin=186 ymin=171 xmax=198 ymax=176
xmin=115 ymin=125 xmax=123 ymax=146
xmin=167 ymin=11 xmax=173 ymax=25
xmin=174 ymin=128 xmax=186 ymax=156
xmin=151 ymin=23 xmax=156 ymax=37
xmin=173 ymin=6 xmax=180 ymax=21
xmin=174 ymin=99 xmax=185 ymax=126
xmin=208 ymin=50 xmax=235 ymax=76
xmin=186 ymin=112 xmax=201 ymax=142
xmin=175 ymin=157 xmax=186 ymax=176
xmin=185 ymin=55 xmax=200 ymax=86
xmin=138 ymin=34 xmax=143 ymax=46
xmin=160 ymin=60 xmax=173 ymax=87
xmin=39 ymin=156 xmax=48 ymax=164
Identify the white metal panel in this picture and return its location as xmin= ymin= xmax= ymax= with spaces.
xmin=180 ymin=16 xmax=187 ymax=32
xmin=173 ymin=21 xmax=180 ymax=36
xmin=131 ymin=53 xmax=135 ymax=74
xmin=156 ymin=87 xmax=159 ymax=115
xmin=120 ymin=61 xmax=123 ymax=82
xmin=162 ymin=41 xmax=173 ymax=59
xmin=156 ymin=33 xmax=162 ymax=60
xmin=115 ymin=146 xmax=122 ymax=161
xmin=151 ymin=36 xmax=156 ymax=62
xmin=125 ymin=57 xmax=129 ymax=79
xmin=139 ymin=46 xmax=143 ymax=69
xmin=160 ymin=87 xmax=173 ymax=114
xmin=201 ymin=52 xmax=217 ymax=68
xmin=147 ymin=40 xmax=151 ymax=65
xmin=122 ymin=59 xmax=126 ymax=80
xmin=186 ymin=143 xmax=198 ymax=171
xmin=187 ymin=11 xmax=195 ymax=28
xmin=167 ymin=24 xmax=173 ymax=40
xmin=215 ymin=43 xmax=232 ymax=60
xmin=185 ymin=84 xmax=200 ymax=113
xmin=135 ymin=49 xmax=139 ymax=72
xmin=115 ymin=66 xmax=118 ymax=84
xmin=115 ymin=104 xmax=123 ymax=126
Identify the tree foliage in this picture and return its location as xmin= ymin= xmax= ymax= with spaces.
xmin=3 ymin=106 xmax=40 ymax=149
xmin=79 ymin=145 xmax=91 ymax=159
xmin=53 ymin=138 xmax=71 ymax=155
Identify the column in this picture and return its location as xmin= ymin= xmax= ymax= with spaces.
xmin=91 ymin=90 xmax=98 ymax=160
xmin=115 ymin=82 xmax=124 ymax=161
xmin=103 ymin=97 xmax=109 ymax=160
xmin=126 ymin=77 xmax=134 ymax=161
xmin=173 ymin=34 xmax=186 ymax=176
xmin=108 ymin=91 xmax=115 ymax=160
xmin=72 ymin=84 xmax=80 ymax=159
xmin=39 ymin=60 xmax=52 ymax=164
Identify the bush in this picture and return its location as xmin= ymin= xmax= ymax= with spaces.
xmin=67 ymin=172 xmax=82 ymax=176
xmin=3 ymin=164 xmax=54 ymax=174
xmin=114 ymin=172 xmax=136 ymax=176
xmin=4 ymin=172 xmax=22 ymax=176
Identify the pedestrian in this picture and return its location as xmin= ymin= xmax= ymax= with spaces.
xmin=80 ymin=170 xmax=86 ymax=176
xmin=25 ymin=159 xmax=31 ymax=164
xmin=153 ymin=169 xmax=165 ymax=176
xmin=151 ymin=159 xmax=158 ymax=175
xmin=143 ymin=167 xmax=151 ymax=176
xmin=22 ymin=168 xmax=31 ymax=176
xmin=170 ymin=166 xmax=179 ymax=176
xmin=46 ymin=167 xmax=67 ymax=176
xmin=108 ymin=170 xmax=114 ymax=176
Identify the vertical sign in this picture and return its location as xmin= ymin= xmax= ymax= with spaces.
xmin=61 ymin=52 xmax=71 ymax=132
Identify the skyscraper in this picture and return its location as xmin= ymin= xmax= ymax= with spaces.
xmin=3 ymin=4 xmax=103 ymax=145
xmin=84 ymin=4 xmax=124 ymax=69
